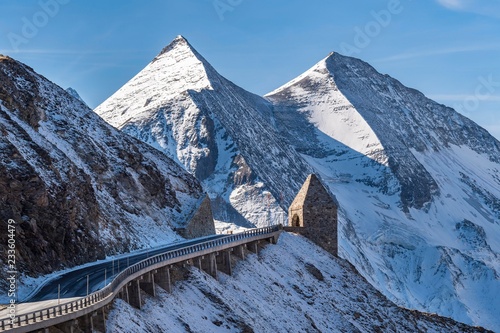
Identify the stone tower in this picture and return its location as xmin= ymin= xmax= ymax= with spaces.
xmin=286 ymin=174 xmax=338 ymax=256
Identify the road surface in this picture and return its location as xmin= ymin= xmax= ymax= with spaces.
xmin=25 ymin=234 xmax=226 ymax=302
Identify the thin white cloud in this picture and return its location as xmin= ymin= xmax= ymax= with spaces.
xmin=436 ymin=0 xmax=469 ymax=10
xmin=429 ymin=94 xmax=500 ymax=102
xmin=0 ymin=49 xmax=154 ymax=56
xmin=436 ymin=0 xmax=500 ymax=18
xmin=374 ymin=44 xmax=500 ymax=62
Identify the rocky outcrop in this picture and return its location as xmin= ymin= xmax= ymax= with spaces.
xmin=176 ymin=195 xmax=216 ymax=239
xmin=0 ymin=56 xmax=205 ymax=281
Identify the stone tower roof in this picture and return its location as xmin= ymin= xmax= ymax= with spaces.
xmin=289 ymin=174 xmax=337 ymax=211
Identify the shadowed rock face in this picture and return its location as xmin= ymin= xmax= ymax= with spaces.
xmin=0 ymin=135 xmax=104 ymax=274
xmin=0 ymin=56 xmax=205 ymax=280
xmin=177 ymin=195 xmax=216 ymax=239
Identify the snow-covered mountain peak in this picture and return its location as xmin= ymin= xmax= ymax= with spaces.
xmin=156 ymin=34 xmax=195 ymax=60
xmin=266 ymin=53 xmax=388 ymax=166
xmin=265 ymin=50 xmax=500 ymax=329
xmin=95 ymin=36 xmax=214 ymax=128
xmin=96 ymin=37 xmax=314 ymax=228
xmin=267 ymin=50 xmax=500 ymax=211
xmin=266 ymin=54 xmax=331 ymax=97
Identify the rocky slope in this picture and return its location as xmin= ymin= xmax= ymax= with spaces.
xmin=95 ymin=36 xmax=313 ymax=228
xmin=107 ymin=233 xmax=491 ymax=333
xmin=0 ymin=55 xmax=205 ymax=281
xmin=265 ymin=53 xmax=500 ymax=330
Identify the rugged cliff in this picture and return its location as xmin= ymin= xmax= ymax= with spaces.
xmin=0 ymin=55 xmax=206 ymax=281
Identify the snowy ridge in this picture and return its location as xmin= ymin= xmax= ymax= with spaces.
xmin=266 ymin=54 xmax=388 ymax=164
xmin=65 ymin=87 xmax=88 ymax=108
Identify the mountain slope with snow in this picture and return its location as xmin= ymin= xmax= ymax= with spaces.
xmin=94 ymin=37 xmax=499 ymax=330
xmin=0 ymin=55 xmax=205 ymax=281
xmin=95 ymin=36 xmax=314 ymax=227
xmin=107 ymin=233 xmax=490 ymax=333
xmin=266 ymin=53 xmax=500 ymax=330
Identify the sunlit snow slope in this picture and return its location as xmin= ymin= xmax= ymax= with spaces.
xmin=266 ymin=53 xmax=500 ymax=330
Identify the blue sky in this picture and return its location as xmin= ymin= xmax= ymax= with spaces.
xmin=1 ymin=0 xmax=499 ymax=139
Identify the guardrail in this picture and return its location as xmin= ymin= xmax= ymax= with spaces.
xmin=0 ymin=225 xmax=282 ymax=332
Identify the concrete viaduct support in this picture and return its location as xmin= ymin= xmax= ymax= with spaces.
xmin=140 ymin=272 xmax=156 ymax=297
xmin=247 ymin=241 xmax=259 ymax=254
xmin=154 ymin=266 xmax=172 ymax=293
xmin=127 ymin=279 xmax=142 ymax=309
xmin=51 ymin=307 xmax=107 ymax=333
xmin=234 ymin=245 xmax=246 ymax=259
xmin=201 ymin=252 xmax=218 ymax=279
xmin=216 ymin=250 xmax=232 ymax=276
xmin=194 ymin=257 xmax=203 ymax=271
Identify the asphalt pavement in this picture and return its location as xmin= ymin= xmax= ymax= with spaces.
xmin=25 ymin=234 xmax=226 ymax=302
